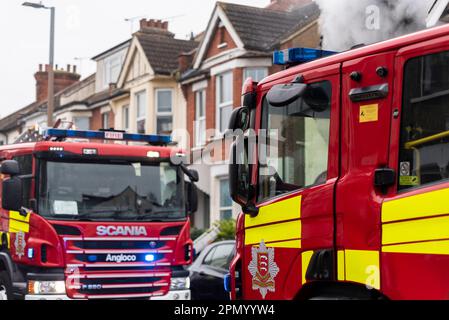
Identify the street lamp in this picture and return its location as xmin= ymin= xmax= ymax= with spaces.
xmin=22 ymin=1 xmax=55 ymax=127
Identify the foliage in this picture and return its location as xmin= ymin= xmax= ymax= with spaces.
xmin=214 ymin=219 xmax=236 ymax=242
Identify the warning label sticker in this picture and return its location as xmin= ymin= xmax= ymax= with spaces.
xmin=359 ymin=104 xmax=379 ymax=123
xmin=399 ymin=176 xmax=420 ymax=186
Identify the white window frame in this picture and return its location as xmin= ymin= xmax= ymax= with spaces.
xmin=103 ymin=55 xmax=122 ymax=89
xmin=135 ymin=90 xmax=147 ymax=134
xmin=155 ymin=88 xmax=174 ymax=134
xmin=73 ymin=116 xmax=90 ymax=131
xmin=216 ymin=71 xmax=233 ymax=135
xmin=243 ymin=67 xmax=268 ymax=83
xmin=218 ymin=177 xmax=233 ymax=220
xmin=122 ymin=105 xmax=130 ymax=132
xmin=195 ymin=89 xmax=206 ymax=146
xmin=102 ymin=112 xmax=109 ymax=129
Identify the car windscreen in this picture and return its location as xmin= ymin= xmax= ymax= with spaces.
xmin=37 ymin=159 xmax=185 ymax=222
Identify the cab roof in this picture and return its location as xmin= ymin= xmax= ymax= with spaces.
xmin=260 ymin=23 xmax=449 ymax=85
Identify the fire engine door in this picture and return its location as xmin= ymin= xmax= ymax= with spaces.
xmin=381 ymin=35 xmax=449 ymax=300
xmin=242 ymin=69 xmax=341 ymax=300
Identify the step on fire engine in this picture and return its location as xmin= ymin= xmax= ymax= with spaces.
xmin=226 ymin=23 xmax=449 ymax=300
xmin=0 ymin=124 xmax=198 ymax=300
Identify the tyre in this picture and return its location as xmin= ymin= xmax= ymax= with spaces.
xmin=0 ymin=271 xmax=12 ymax=300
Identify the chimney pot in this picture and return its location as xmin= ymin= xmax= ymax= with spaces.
xmin=39 ymin=64 xmax=43 ymax=72
xmin=67 ymin=64 xmax=71 ymax=72
xmin=73 ymin=65 xmax=77 ymax=74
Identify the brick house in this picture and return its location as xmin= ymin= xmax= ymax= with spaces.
xmin=180 ymin=0 xmax=321 ymax=228
xmin=0 ymin=64 xmax=81 ymax=144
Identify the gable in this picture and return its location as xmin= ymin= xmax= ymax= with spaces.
xmin=117 ymin=38 xmax=153 ymax=87
xmin=204 ymin=22 xmax=238 ymax=60
xmin=193 ymin=4 xmax=244 ymax=69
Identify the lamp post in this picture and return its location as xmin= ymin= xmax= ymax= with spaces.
xmin=23 ymin=2 xmax=55 ymax=127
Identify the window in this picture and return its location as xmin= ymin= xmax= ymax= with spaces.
xmin=203 ymin=243 xmax=235 ymax=270
xmin=195 ymin=90 xmax=206 ymax=146
xmin=219 ymin=178 xmax=233 ymax=220
xmin=258 ymin=81 xmax=332 ymax=202
xmin=73 ymin=117 xmax=90 ymax=131
xmin=122 ymin=105 xmax=130 ymax=131
xmin=216 ymin=72 xmax=233 ymax=133
xmin=156 ymin=89 xmax=173 ymax=134
xmin=103 ymin=54 xmax=124 ymax=88
xmin=102 ymin=112 xmax=109 ymax=129
xmin=243 ymin=68 xmax=268 ymax=83
xmin=398 ymin=50 xmax=449 ymax=190
xmin=13 ymin=154 xmax=33 ymax=207
xmin=135 ymin=90 xmax=146 ymax=134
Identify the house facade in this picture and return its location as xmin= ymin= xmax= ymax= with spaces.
xmin=180 ymin=0 xmax=321 ymax=228
xmin=111 ymin=19 xmax=198 ymax=148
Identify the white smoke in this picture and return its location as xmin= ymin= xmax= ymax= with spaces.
xmin=315 ymin=0 xmax=436 ymax=51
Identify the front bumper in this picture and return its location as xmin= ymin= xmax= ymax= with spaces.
xmin=150 ymin=289 xmax=191 ymax=300
xmin=25 ymin=289 xmax=191 ymax=301
xmin=25 ymin=294 xmax=72 ymax=300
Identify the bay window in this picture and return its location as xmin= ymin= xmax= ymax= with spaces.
xmin=195 ymin=90 xmax=206 ymax=146
xmin=216 ymin=72 xmax=233 ymax=134
xmin=156 ymin=89 xmax=173 ymax=134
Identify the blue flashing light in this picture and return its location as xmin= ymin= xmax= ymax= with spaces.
xmin=88 ymin=255 xmax=97 ymax=262
xmin=27 ymin=248 xmax=34 ymax=259
xmin=44 ymin=128 xmax=172 ymax=145
xmin=273 ymin=47 xmax=338 ymax=66
xmin=224 ymin=273 xmax=231 ymax=293
xmin=145 ymin=254 xmax=155 ymax=262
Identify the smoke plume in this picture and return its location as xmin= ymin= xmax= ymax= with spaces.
xmin=315 ymin=0 xmax=436 ymax=51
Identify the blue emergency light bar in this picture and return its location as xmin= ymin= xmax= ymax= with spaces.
xmin=273 ymin=47 xmax=338 ymax=65
xmin=44 ymin=128 xmax=172 ymax=145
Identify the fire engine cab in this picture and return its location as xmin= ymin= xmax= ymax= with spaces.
xmin=227 ymin=23 xmax=449 ymax=300
xmin=0 ymin=126 xmax=198 ymax=300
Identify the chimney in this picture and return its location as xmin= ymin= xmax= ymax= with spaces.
xmin=139 ymin=18 xmax=170 ymax=32
xmin=178 ymin=52 xmax=193 ymax=74
xmin=34 ymin=64 xmax=81 ymax=103
xmin=267 ymin=0 xmax=312 ymax=11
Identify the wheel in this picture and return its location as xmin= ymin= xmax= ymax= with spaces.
xmin=0 ymin=271 xmax=12 ymax=300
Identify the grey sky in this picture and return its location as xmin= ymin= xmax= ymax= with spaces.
xmin=0 ymin=0 xmax=269 ymax=118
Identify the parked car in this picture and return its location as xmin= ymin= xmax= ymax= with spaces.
xmin=189 ymin=240 xmax=235 ymax=300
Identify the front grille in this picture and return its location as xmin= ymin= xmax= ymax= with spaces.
xmin=63 ymin=236 xmax=175 ymax=299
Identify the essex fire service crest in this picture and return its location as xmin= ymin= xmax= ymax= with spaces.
xmin=14 ymin=231 xmax=26 ymax=258
xmin=248 ymin=240 xmax=279 ymax=299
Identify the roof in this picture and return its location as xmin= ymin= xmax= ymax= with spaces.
xmin=136 ymin=31 xmax=199 ymax=75
xmin=218 ymin=1 xmax=320 ymax=51
xmin=91 ymin=39 xmax=131 ymax=61
xmin=0 ymin=103 xmax=39 ymax=133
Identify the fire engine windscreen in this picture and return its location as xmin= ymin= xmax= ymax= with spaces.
xmin=37 ymin=160 xmax=185 ymax=221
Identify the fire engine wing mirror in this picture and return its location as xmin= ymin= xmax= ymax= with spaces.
xmin=2 ymin=177 xmax=23 ymax=212
xmin=227 ymin=107 xmax=250 ymax=132
xmin=266 ymin=83 xmax=307 ymax=107
xmin=170 ymin=156 xmax=199 ymax=183
xmin=1 ymin=160 xmax=20 ymax=176
xmin=186 ymin=182 xmax=198 ymax=214
xmin=229 ymin=138 xmax=258 ymax=216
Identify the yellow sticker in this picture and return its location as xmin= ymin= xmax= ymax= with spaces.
xmin=399 ymin=176 xmax=420 ymax=186
xmin=359 ymin=104 xmax=379 ymax=123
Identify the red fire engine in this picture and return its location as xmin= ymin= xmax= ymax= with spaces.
xmin=0 ymin=126 xmax=198 ymax=300
xmin=226 ymin=23 xmax=449 ymax=300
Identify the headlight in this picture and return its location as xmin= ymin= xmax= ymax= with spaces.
xmin=28 ymin=280 xmax=66 ymax=295
xmin=170 ymin=277 xmax=190 ymax=291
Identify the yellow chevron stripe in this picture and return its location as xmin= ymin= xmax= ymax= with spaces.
xmin=383 ymin=240 xmax=449 ymax=255
xmin=382 ymin=188 xmax=449 ymax=223
xmin=9 ymin=219 xmax=30 ymax=233
xmin=383 ymin=215 xmax=449 ymax=245
xmin=245 ymin=195 xmax=301 ymax=228
xmin=9 ymin=210 xmax=30 ymax=223
xmin=245 ymin=220 xmax=301 ymax=246
xmin=301 ymin=251 xmax=314 ymax=284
